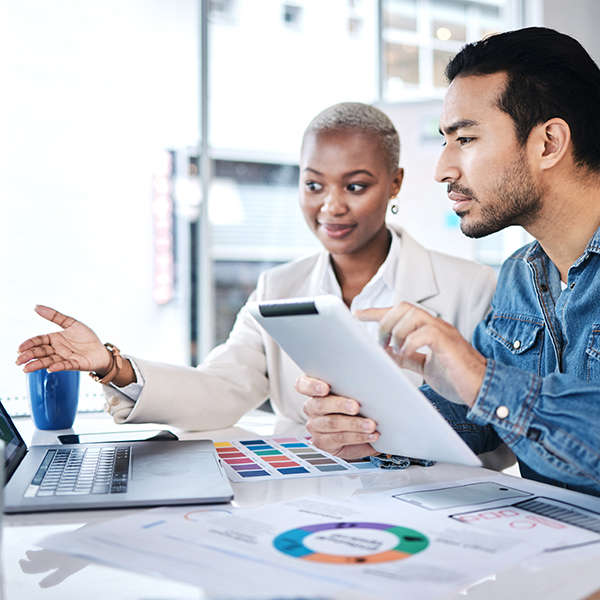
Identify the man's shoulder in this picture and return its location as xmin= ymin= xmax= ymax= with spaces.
xmin=507 ymin=239 xmax=539 ymax=260
xmin=497 ymin=240 xmax=539 ymax=277
xmin=487 ymin=241 xmax=542 ymax=314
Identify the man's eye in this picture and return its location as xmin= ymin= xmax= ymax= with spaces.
xmin=306 ymin=182 xmax=323 ymax=192
xmin=347 ymin=183 xmax=366 ymax=192
xmin=457 ymin=137 xmax=474 ymax=146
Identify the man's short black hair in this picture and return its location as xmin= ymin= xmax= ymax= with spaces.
xmin=445 ymin=27 xmax=600 ymax=172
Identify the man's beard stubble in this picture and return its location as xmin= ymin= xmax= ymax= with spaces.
xmin=453 ymin=153 xmax=543 ymax=239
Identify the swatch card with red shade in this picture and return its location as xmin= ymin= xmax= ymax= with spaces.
xmin=214 ymin=436 xmax=379 ymax=482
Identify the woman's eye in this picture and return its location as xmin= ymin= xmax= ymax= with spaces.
xmin=347 ymin=183 xmax=366 ymax=192
xmin=306 ymin=181 xmax=323 ymax=192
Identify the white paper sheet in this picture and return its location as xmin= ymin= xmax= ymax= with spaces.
xmin=40 ymin=493 xmax=539 ymax=600
xmin=39 ymin=473 xmax=600 ymax=599
xmin=353 ymin=473 xmax=600 ymax=569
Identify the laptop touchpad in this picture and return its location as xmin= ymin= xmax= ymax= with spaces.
xmin=132 ymin=450 xmax=215 ymax=481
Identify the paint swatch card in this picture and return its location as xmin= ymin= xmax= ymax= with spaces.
xmin=214 ymin=436 xmax=379 ymax=481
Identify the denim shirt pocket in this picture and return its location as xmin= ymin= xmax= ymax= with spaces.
xmin=486 ymin=314 xmax=544 ymax=372
xmin=586 ymin=325 xmax=600 ymax=381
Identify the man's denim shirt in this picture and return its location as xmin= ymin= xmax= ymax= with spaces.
xmin=424 ymin=226 xmax=600 ymax=497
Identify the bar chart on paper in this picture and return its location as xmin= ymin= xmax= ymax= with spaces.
xmin=214 ymin=436 xmax=379 ymax=482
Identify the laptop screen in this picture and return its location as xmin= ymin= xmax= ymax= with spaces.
xmin=0 ymin=401 xmax=27 ymax=483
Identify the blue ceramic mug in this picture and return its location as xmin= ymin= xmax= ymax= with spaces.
xmin=26 ymin=370 xmax=80 ymax=430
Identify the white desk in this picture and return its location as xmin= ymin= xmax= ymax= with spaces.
xmin=4 ymin=411 xmax=600 ymax=600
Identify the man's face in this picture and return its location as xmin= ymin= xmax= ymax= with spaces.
xmin=435 ymin=72 xmax=542 ymax=238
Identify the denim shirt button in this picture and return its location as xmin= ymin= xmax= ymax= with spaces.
xmin=540 ymin=284 xmax=549 ymax=292
xmin=496 ymin=405 xmax=510 ymax=419
xmin=513 ymin=340 xmax=521 ymax=349
xmin=570 ymin=282 xmax=576 ymax=289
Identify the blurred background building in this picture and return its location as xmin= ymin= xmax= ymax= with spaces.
xmin=1 ymin=0 xmax=599 ymax=414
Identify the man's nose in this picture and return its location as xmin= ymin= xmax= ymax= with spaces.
xmin=434 ymin=147 xmax=461 ymax=184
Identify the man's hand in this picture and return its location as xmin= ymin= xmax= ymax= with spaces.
xmin=356 ymin=303 xmax=487 ymax=407
xmin=296 ymin=375 xmax=379 ymax=460
xmin=16 ymin=305 xmax=110 ymax=374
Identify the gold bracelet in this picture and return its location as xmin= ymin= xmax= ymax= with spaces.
xmin=89 ymin=343 xmax=123 ymax=385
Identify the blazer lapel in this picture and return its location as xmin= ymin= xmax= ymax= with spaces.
xmin=305 ymin=249 xmax=331 ymax=296
xmin=391 ymin=226 xmax=440 ymax=314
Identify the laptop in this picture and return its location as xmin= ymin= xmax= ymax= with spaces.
xmin=0 ymin=400 xmax=233 ymax=513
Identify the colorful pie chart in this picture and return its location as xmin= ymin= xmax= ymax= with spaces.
xmin=273 ymin=521 xmax=428 ymax=564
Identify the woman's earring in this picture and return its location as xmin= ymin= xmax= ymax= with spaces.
xmin=390 ymin=197 xmax=399 ymax=214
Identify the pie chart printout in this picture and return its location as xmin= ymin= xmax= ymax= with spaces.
xmin=273 ymin=521 xmax=429 ymax=564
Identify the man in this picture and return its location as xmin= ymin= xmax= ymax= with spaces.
xmin=298 ymin=27 xmax=600 ymax=497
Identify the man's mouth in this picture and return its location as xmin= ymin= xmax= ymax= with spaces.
xmin=448 ymin=186 xmax=475 ymax=213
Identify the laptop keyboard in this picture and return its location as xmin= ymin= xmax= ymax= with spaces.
xmin=30 ymin=446 xmax=131 ymax=496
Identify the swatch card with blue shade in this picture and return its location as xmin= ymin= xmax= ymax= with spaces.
xmin=214 ymin=436 xmax=378 ymax=482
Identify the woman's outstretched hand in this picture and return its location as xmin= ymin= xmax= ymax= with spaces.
xmin=16 ymin=305 xmax=110 ymax=375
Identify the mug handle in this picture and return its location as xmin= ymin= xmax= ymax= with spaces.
xmin=44 ymin=373 xmax=59 ymax=425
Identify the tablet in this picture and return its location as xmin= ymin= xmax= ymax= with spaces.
xmin=247 ymin=295 xmax=481 ymax=467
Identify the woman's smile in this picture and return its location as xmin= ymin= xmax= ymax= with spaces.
xmin=318 ymin=221 xmax=357 ymax=238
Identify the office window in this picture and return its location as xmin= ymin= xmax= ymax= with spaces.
xmin=386 ymin=43 xmax=420 ymax=87
xmin=283 ymin=4 xmax=303 ymax=26
xmin=347 ymin=0 xmax=366 ymax=36
xmin=205 ymin=0 xmax=379 ymax=358
xmin=215 ymin=261 xmax=281 ymax=344
xmin=209 ymin=0 xmax=237 ymax=23
xmin=382 ymin=0 xmax=512 ymax=100
xmin=210 ymin=0 xmax=235 ymax=14
xmin=433 ymin=48 xmax=455 ymax=87
xmin=348 ymin=17 xmax=364 ymax=35
xmin=209 ymin=158 xmax=318 ymax=343
xmin=431 ymin=0 xmax=467 ymax=43
xmin=385 ymin=0 xmax=418 ymax=31
xmin=0 ymin=0 xmax=199 ymax=415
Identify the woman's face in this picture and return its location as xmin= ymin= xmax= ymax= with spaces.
xmin=299 ymin=130 xmax=403 ymax=258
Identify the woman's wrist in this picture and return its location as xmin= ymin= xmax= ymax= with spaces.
xmin=89 ymin=344 xmax=136 ymax=387
xmin=95 ymin=346 xmax=113 ymax=376
xmin=111 ymin=359 xmax=137 ymax=388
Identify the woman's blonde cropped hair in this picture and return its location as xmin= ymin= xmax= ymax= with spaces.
xmin=301 ymin=102 xmax=400 ymax=174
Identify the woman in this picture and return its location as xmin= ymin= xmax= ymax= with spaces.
xmin=17 ymin=102 xmax=496 ymax=432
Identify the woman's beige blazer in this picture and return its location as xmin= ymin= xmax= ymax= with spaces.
xmin=105 ymin=226 xmax=496 ymax=431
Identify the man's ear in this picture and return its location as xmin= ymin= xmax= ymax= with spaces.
xmin=531 ymin=118 xmax=571 ymax=171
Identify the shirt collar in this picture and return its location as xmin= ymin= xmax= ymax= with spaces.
xmin=319 ymin=227 xmax=402 ymax=297
xmin=519 ymin=224 xmax=600 ymax=265
xmin=585 ymin=225 xmax=600 ymax=255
